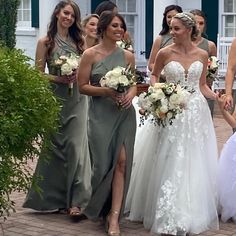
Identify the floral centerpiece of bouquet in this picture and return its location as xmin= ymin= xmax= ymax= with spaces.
xmin=53 ymin=53 xmax=81 ymax=96
xmin=100 ymin=65 xmax=136 ymax=108
xmin=206 ymin=56 xmax=219 ymax=86
xmin=138 ymin=82 xmax=192 ymax=127
xmin=116 ymin=39 xmax=134 ymax=53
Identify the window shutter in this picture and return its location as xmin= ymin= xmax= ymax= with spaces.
xmin=91 ymin=0 xmax=104 ymax=13
xmin=31 ymin=0 xmax=39 ymax=28
xmin=145 ymin=0 xmax=153 ymax=59
xmin=202 ymin=0 xmax=218 ymax=44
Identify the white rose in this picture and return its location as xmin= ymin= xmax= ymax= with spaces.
xmin=111 ymin=67 xmax=124 ymax=77
xmin=119 ymin=75 xmax=129 ymax=86
xmin=210 ymin=56 xmax=218 ymax=69
xmin=67 ymin=57 xmax=79 ymax=69
xmin=169 ymin=93 xmax=182 ymax=105
xmin=59 ymin=55 xmax=67 ymax=60
xmin=154 ymin=83 xmax=165 ymax=89
xmin=61 ymin=63 xmax=73 ymax=75
xmin=167 ymin=111 xmax=173 ymax=120
xmin=160 ymin=104 xmax=168 ymax=113
xmin=55 ymin=59 xmax=63 ymax=65
xmin=106 ymin=77 xmax=118 ymax=90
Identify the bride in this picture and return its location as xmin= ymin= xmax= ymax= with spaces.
xmin=125 ymin=12 xmax=219 ymax=235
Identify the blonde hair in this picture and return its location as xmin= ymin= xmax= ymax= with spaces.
xmin=82 ymin=14 xmax=99 ymax=28
xmin=173 ymin=12 xmax=199 ymax=40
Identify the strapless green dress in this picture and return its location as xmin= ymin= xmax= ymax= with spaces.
xmin=83 ymin=47 xmax=136 ymax=220
xmin=23 ymin=35 xmax=92 ymax=211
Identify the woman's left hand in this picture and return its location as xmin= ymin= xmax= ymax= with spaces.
xmin=118 ymin=92 xmax=133 ymax=109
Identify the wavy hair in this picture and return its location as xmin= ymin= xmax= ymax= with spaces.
xmin=46 ymin=0 xmax=84 ymax=56
xmin=160 ymin=5 xmax=183 ymax=35
xmin=97 ymin=11 xmax=126 ymax=39
xmin=94 ymin=1 xmax=117 ymax=16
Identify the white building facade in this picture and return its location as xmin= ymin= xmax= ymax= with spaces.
xmin=16 ymin=0 xmax=229 ymax=68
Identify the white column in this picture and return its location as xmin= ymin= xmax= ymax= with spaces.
xmin=38 ymin=0 xmax=58 ymax=38
xmin=77 ymin=0 xmax=91 ymax=17
xmin=153 ymin=0 xmax=177 ymax=40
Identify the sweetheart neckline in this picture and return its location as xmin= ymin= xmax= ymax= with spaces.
xmin=164 ymin=60 xmax=203 ymax=74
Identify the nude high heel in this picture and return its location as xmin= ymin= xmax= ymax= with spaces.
xmin=105 ymin=210 xmax=121 ymax=236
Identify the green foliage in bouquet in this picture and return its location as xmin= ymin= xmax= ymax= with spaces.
xmin=0 ymin=46 xmax=61 ymax=218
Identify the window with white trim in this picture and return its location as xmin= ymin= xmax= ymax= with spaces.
xmin=111 ymin=0 xmax=146 ymax=64
xmin=17 ymin=0 xmax=31 ymax=28
xmin=220 ymin=0 xmax=236 ymax=37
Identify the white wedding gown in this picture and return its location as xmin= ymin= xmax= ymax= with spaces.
xmin=218 ymin=132 xmax=236 ymax=222
xmin=126 ymin=61 xmax=219 ymax=235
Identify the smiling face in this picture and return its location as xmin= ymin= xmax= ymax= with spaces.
xmin=56 ymin=4 xmax=75 ymax=29
xmin=166 ymin=9 xmax=179 ymax=27
xmin=84 ymin=16 xmax=99 ymax=38
xmin=170 ymin=18 xmax=191 ymax=43
xmin=104 ymin=16 xmax=125 ymax=41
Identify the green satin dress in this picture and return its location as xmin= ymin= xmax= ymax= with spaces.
xmin=23 ymin=34 xmax=92 ymax=211
xmin=83 ymin=47 xmax=136 ymax=220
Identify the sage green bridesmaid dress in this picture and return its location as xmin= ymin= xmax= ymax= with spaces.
xmin=83 ymin=47 xmax=136 ymax=220
xmin=23 ymin=34 xmax=92 ymax=211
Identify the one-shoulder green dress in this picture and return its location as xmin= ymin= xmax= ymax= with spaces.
xmin=23 ymin=34 xmax=92 ymax=211
xmin=83 ymin=47 xmax=136 ymax=220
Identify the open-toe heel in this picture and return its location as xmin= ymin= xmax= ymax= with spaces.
xmin=105 ymin=210 xmax=121 ymax=236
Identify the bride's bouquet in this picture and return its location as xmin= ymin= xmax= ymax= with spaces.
xmin=138 ymin=82 xmax=192 ymax=127
xmin=53 ymin=53 xmax=81 ymax=96
xmin=206 ymin=56 xmax=219 ymax=86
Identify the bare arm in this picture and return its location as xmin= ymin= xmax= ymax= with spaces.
xmin=199 ymin=51 xmax=217 ymax=100
xmin=147 ymin=36 xmax=162 ymax=71
xmin=35 ymin=37 xmax=48 ymax=72
xmin=119 ymin=50 xmax=136 ymax=109
xmin=217 ymin=95 xmax=236 ymax=128
xmin=208 ymin=40 xmax=217 ymax=57
xmin=77 ymin=48 xmax=118 ymax=102
xmin=225 ymin=38 xmax=236 ymax=107
xmin=150 ymin=49 xmax=166 ymax=85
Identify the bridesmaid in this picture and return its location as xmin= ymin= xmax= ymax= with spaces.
xmin=23 ymin=0 xmax=91 ymax=217
xmin=148 ymin=4 xmax=183 ymax=72
xmin=82 ymin=14 xmax=99 ymax=48
xmin=78 ymin=11 xmax=136 ymax=236
xmin=190 ymin=9 xmax=217 ymax=117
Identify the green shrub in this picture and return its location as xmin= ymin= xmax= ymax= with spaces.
xmin=0 ymin=0 xmax=20 ymax=49
xmin=0 ymin=46 xmax=61 ymax=218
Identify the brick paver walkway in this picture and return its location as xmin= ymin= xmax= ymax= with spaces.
xmin=0 ymin=110 xmax=235 ymax=236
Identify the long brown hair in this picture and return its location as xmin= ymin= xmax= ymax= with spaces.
xmin=46 ymin=0 xmax=84 ymax=56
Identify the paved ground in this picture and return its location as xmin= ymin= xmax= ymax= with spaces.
xmin=0 ymin=105 xmax=235 ymax=236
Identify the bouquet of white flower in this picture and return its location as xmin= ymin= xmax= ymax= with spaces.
xmin=138 ymin=82 xmax=192 ymax=127
xmin=53 ymin=53 xmax=81 ymax=96
xmin=100 ymin=65 xmax=136 ymax=92
xmin=100 ymin=65 xmax=136 ymax=108
xmin=206 ymin=56 xmax=219 ymax=86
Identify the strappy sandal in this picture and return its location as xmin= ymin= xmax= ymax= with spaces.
xmin=68 ymin=206 xmax=82 ymax=216
xmin=105 ymin=210 xmax=121 ymax=236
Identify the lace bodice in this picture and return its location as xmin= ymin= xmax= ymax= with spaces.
xmin=164 ymin=61 xmax=203 ymax=91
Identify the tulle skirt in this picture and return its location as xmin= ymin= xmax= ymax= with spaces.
xmin=126 ymin=93 xmax=219 ymax=235
xmin=218 ymin=132 xmax=236 ymax=222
